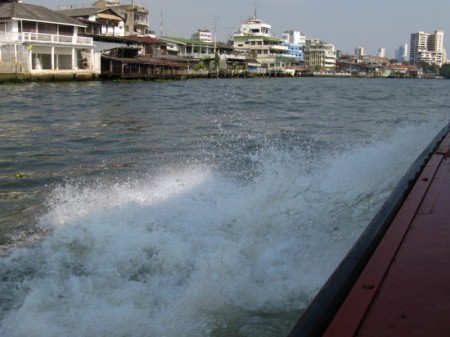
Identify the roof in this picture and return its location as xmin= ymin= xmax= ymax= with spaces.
xmin=57 ymin=7 xmax=124 ymax=21
xmin=102 ymin=51 xmax=187 ymax=68
xmin=161 ymin=36 xmax=214 ymax=47
xmin=82 ymin=33 xmax=137 ymax=44
xmin=97 ymin=12 xmax=121 ymax=21
xmin=123 ymin=35 xmax=166 ymax=45
xmin=160 ymin=36 xmax=233 ymax=49
xmin=387 ymin=64 xmax=418 ymax=70
xmin=57 ymin=7 xmax=104 ymax=17
xmin=106 ymin=57 xmax=187 ymax=68
xmin=233 ymin=35 xmax=281 ymax=43
xmin=0 ymin=2 xmax=85 ymax=27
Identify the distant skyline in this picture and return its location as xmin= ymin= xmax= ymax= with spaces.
xmin=27 ymin=0 xmax=450 ymax=60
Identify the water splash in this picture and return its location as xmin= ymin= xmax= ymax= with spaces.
xmin=0 ymin=120 xmax=445 ymax=337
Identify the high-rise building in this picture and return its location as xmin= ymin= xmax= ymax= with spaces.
xmin=377 ymin=48 xmax=386 ymax=58
xmin=410 ymin=30 xmax=445 ymax=67
xmin=395 ymin=43 xmax=408 ymax=63
xmin=355 ymin=47 xmax=365 ymax=58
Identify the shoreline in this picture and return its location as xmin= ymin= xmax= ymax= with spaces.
xmin=0 ymin=72 xmax=447 ymax=84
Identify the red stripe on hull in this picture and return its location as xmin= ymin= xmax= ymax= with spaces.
xmin=324 ymin=133 xmax=450 ymax=337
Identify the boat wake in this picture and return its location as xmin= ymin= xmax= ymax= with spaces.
xmin=0 ymin=120 xmax=445 ymax=337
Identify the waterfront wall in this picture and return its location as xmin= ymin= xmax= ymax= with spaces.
xmin=0 ymin=44 xmax=29 ymax=74
xmin=0 ymin=71 xmax=99 ymax=83
xmin=0 ymin=44 xmax=101 ymax=83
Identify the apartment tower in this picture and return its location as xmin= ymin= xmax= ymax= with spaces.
xmin=395 ymin=43 xmax=408 ymax=63
xmin=410 ymin=30 xmax=445 ymax=67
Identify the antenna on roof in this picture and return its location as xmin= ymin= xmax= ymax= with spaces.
xmin=160 ymin=11 xmax=163 ymax=36
xmin=254 ymin=1 xmax=257 ymax=18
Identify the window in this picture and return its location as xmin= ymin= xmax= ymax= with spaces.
xmin=38 ymin=23 xmax=57 ymax=34
xmin=32 ymin=53 xmax=52 ymax=70
xmin=59 ymin=25 xmax=74 ymax=36
xmin=21 ymin=21 xmax=36 ymax=33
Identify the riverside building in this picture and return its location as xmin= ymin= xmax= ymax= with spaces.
xmin=57 ymin=7 xmax=125 ymax=37
xmin=191 ymin=30 xmax=213 ymax=43
xmin=282 ymin=30 xmax=305 ymax=62
xmin=304 ymin=39 xmax=336 ymax=72
xmin=94 ymin=0 xmax=149 ymax=36
xmin=0 ymin=0 xmax=100 ymax=82
xmin=410 ymin=30 xmax=446 ymax=67
xmin=232 ymin=15 xmax=295 ymax=73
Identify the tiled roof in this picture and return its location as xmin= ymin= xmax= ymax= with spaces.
xmin=0 ymin=2 xmax=85 ymax=27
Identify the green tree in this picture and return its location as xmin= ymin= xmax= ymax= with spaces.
xmin=440 ymin=64 xmax=450 ymax=79
xmin=193 ymin=62 xmax=206 ymax=71
xmin=418 ymin=61 xmax=440 ymax=75
xmin=431 ymin=64 xmax=440 ymax=74
xmin=418 ymin=60 xmax=431 ymax=71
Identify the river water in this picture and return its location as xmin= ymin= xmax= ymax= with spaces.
xmin=1 ymin=78 xmax=450 ymax=337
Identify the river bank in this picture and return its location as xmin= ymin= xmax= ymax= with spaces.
xmin=2 ymin=71 xmax=448 ymax=84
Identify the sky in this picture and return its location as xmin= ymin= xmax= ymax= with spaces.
xmin=28 ymin=0 xmax=450 ymax=59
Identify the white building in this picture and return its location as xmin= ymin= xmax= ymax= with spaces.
xmin=0 ymin=0 xmax=100 ymax=80
xmin=305 ymin=39 xmax=336 ymax=71
xmin=58 ymin=7 xmax=125 ymax=37
xmin=395 ymin=43 xmax=408 ymax=63
xmin=410 ymin=30 xmax=445 ymax=67
xmin=232 ymin=16 xmax=294 ymax=70
xmin=377 ymin=47 xmax=386 ymax=58
xmin=282 ymin=30 xmax=306 ymax=46
xmin=355 ymin=46 xmax=365 ymax=58
xmin=282 ymin=30 xmax=305 ymax=62
xmin=191 ymin=30 xmax=213 ymax=43
xmin=238 ymin=16 xmax=271 ymax=36
xmin=94 ymin=0 xmax=149 ymax=36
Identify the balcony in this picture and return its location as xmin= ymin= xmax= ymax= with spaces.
xmin=134 ymin=19 xmax=149 ymax=27
xmin=270 ymin=45 xmax=288 ymax=51
xmin=0 ymin=32 xmax=93 ymax=46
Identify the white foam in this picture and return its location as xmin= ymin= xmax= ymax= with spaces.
xmin=0 ymin=120 xmax=445 ymax=337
